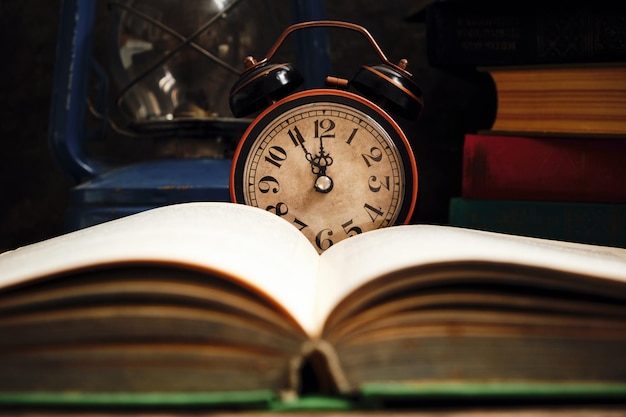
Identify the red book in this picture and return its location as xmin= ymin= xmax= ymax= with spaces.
xmin=462 ymin=134 xmax=626 ymax=203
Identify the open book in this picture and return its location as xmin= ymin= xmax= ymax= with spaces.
xmin=2 ymin=202 xmax=626 ymax=408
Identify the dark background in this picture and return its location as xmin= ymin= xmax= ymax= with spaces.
xmin=0 ymin=0 xmax=494 ymax=252
xmin=0 ymin=0 xmax=70 ymax=251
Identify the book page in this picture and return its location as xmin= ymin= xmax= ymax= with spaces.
xmin=0 ymin=202 xmax=322 ymax=335
xmin=314 ymin=224 xmax=626 ymax=331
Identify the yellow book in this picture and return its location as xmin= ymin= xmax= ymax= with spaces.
xmin=485 ymin=64 xmax=626 ymax=136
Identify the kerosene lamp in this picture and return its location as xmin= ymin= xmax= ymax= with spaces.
xmin=49 ymin=0 xmax=324 ymax=230
xmin=106 ymin=0 xmax=261 ymax=148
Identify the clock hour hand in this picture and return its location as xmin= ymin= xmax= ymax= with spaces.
xmin=289 ymin=126 xmax=334 ymax=193
xmin=289 ymin=127 xmax=318 ymax=168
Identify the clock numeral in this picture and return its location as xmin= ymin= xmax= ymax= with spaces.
xmin=293 ymin=218 xmax=308 ymax=231
xmin=258 ymin=176 xmax=280 ymax=194
xmin=314 ymin=119 xmax=336 ymax=139
xmin=266 ymin=202 xmax=288 ymax=216
xmin=368 ymin=175 xmax=390 ymax=192
xmin=287 ymin=127 xmax=305 ymax=147
xmin=345 ymin=128 xmax=359 ymax=145
xmin=362 ymin=146 xmax=383 ymax=167
xmin=364 ymin=203 xmax=384 ymax=222
xmin=315 ymin=228 xmax=334 ymax=251
xmin=265 ymin=146 xmax=287 ymax=168
xmin=341 ymin=219 xmax=363 ymax=237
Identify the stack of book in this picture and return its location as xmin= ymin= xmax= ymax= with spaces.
xmin=419 ymin=0 xmax=626 ymax=248
xmin=452 ymin=133 xmax=626 ymax=248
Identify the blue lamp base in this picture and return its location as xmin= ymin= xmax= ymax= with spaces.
xmin=64 ymin=158 xmax=232 ymax=231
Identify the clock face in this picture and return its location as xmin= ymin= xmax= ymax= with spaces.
xmin=230 ymin=89 xmax=418 ymax=252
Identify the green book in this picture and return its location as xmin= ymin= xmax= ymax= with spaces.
xmin=0 ymin=391 xmax=276 ymax=409
xmin=449 ymin=198 xmax=626 ymax=248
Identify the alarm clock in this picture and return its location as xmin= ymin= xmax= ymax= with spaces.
xmin=229 ymin=21 xmax=423 ymax=252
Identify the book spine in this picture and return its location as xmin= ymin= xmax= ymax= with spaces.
xmin=449 ymin=198 xmax=626 ymax=248
xmin=424 ymin=1 xmax=626 ymax=69
xmin=462 ymin=134 xmax=626 ymax=203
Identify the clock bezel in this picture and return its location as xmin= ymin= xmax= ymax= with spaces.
xmin=230 ymin=88 xmax=419 ymax=228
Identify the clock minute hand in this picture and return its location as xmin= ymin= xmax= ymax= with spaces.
xmin=311 ymin=138 xmax=334 ymax=193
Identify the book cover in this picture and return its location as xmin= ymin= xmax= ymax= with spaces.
xmin=462 ymin=133 xmax=626 ymax=203
xmin=449 ymin=197 xmax=626 ymax=248
xmin=419 ymin=0 xmax=626 ymax=70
